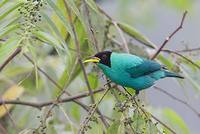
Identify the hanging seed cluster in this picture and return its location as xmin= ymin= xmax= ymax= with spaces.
xmin=32 ymin=115 xmax=47 ymax=134
xmin=17 ymin=0 xmax=46 ymax=38
xmin=80 ymin=104 xmax=99 ymax=134
xmin=111 ymin=89 xmax=160 ymax=133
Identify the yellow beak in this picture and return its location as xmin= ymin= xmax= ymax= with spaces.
xmin=83 ymin=57 xmax=100 ymax=63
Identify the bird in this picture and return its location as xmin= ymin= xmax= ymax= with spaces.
xmin=84 ymin=51 xmax=184 ymax=95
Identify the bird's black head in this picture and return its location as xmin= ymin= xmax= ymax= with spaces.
xmin=94 ymin=51 xmax=112 ymax=67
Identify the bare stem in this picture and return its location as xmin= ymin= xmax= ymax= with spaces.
xmin=154 ymin=86 xmax=200 ymax=117
xmin=82 ymin=0 xmax=100 ymax=52
xmin=64 ymin=0 xmax=109 ymax=128
xmin=162 ymin=49 xmax=200 ymax=70
xmin=0 ymin=47 xmax=22 ymax=72
xmin=78 ymin=87 xmax=110 ymax=133
xmin=151 ymin=11 xmax=188 ymax=60
xmin=0 ymin=87 xmax=105 ymax=109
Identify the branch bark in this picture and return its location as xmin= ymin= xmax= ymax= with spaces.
xmin=64 ymin=0 xmax=109 ymax=128
xmin=0 ymin=47 xmax=22 ymax=72
xmin=154 ymin=86 xmax=200 ymax=117
xmin=0 ymin=87 xmax=106 ymax=109
xmin=151 ymin=11 xmax=188 ymax=59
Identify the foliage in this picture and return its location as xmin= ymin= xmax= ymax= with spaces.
xmin=0 ymin=0 xmax=199 ymax=134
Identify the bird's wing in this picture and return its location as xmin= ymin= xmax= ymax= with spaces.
xmin=126 ymin=59 xmax=162 ymax=78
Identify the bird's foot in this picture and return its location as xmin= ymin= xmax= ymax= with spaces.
xmin=122 ymin=86 xmax=139 ymax=97
xmin=103 ymin=80 xmax=112 ymax=87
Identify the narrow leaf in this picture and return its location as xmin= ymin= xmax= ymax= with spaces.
xmin=46 ymin=0 xmax=73 ymax=38
xmin=0 ymin=37 xmax=19 ymax=65
xmin=163 ymin=108 xmax=189 ymax=134
xmin=107 ymin=122 xmax=120 ymax=134
xmin=0 ymin=85 xmax=24 ymax=118
xmin=0 ymin=2 xmax=22 ymax=21
xmin=117 ymin=22 xmax=157 ymax=49
xmin=0 ymin=24 xmax=20 ymax=38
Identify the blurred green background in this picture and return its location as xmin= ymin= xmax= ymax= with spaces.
xmin=0 ymin=0 xmax=200 ymax=134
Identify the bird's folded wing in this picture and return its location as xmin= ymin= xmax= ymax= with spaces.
xmin=126 ymin=59 xmax=161 ymax=78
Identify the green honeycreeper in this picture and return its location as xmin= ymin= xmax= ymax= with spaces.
xmin=84 ymin=51 xmax=184 ymax=95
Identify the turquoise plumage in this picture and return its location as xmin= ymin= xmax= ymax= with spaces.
xmin=84 ymin=51 xmax=183 ymax=94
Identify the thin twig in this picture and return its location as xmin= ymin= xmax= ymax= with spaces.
xmin=154 ymin=86 xmax=200 ymax=117
xmin=82 ymin=0 xmax=100 ymax=52
xmin=0 ymin=123 xmax=7 ymax=134
xmin=162 ymin=49 xmax=200 ymax=69
xmin=151 ymin=11 xmax=188 ymax=59
xmin=64 ymin=0 xmax=95 ymax=105
xmin=116 ymin=87 xmax=176 ymax=134
xmin=176 ymin=47 xmax=200 ymax=53
xmin=0 ymin=47 xmax=22 ymax=72
xmin=97 ymin=5 xmax=157 ymax=49
xmin=78 ymin=87 xmax=110 ymax=133
xmin=23 ymin=53 xmax=111 ymax=125
xmin=23 ymin=53 xmax=88 ymax=109
xmin=96 ymin=4 xmax=129 ymax=53
xmin=64 ymin=0 xmax=109 ymax=128
xmin=0 ymin=97 xmax=18 ymax=132
xmin=113 ymin=21 xmax=129 ymax=53
xmin=0 ymin=87 xmax=106 ymax=109
xmin=133 ymin=97 xmax=176 ymax=134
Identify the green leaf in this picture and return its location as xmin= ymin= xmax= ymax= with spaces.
xmin=146 ymin=121 xmax=158 ymax=134
xmin=0 ymin=85 xmax=24 ymax=118
xmin=158 ymin=55 xmax=174 ymax=69
xmin=32 ymin=30 xmax=64 ymax=50
xmin=162 ymin=0 xmax=192 ymax=10
xmin=0 ymin=37 xmax=20 ymax=65
xmin=181 ymin=67 xmax=200 ymax=92
xmin=41 ymin=12 xmax=67 ymax=50
xmin=0 ymin=0 xmax=10 ymax=8
xmin=85 ymin=0 xmax=99 ymax=13
xmin=46 ymin=0 xmax=73 ymax=38
xmin=163 ymin=108 xmax=189 ymax=134
xmin=0 ymin=24 xmax=20 ymax=38
xmin=67 ymin=0 xmax=81 ymax=19
xmin=0 ymin=2 xmax=22 ymax=21
xmin=107 ymin=122 xmax=120 ymax=134
xmin=88 ymin=73 xmax=99 ymax=89
xmin=70 ymin=104 xmax=81 ymax=121
xmin=117 ymin=22 xmax=157 ymax=49
xmin=0 ymin=16 xmax=20 ymax=32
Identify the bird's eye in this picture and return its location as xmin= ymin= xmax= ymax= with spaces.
xmin=102 ymin=54 xmax=107 ymax=59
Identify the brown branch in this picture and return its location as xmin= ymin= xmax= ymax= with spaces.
xmin=63 ymin=0 xmax=109 ymax=128
xmin=96 ymin=5 xmax=129 ymax=53
xmin=115 ymin=87 xmax=176 ymax=134
xmin=78 ymin=87 xmax=110 ymax=133
xmin=0 ymin=47 xmax=22 ymax=72
xmin=0 ymin=96 xmax=18 ymax=132
xmin=150 ymin=113 xmax=176 ymax=134
xmin=134 ymin=98 xmax=176 ymax=134
xmin=151 ymin=11 xmax=188 ymax=59
xmin=0 ymin=123 xmax=7 ymax=134
xmin=97 ymin=5 xmax=157 ymax=49
xmin=176 ymin=47 xmax=200 ymax=53
xmin=23 ymin=53 xmax=89 ymax=111
xmin=23 ymin=53 xmax=112 ymax=126
xmin=0 ymin=87 xmax=105 ymax=109
xmin=154 ymin=86 xmax=200 ymax=117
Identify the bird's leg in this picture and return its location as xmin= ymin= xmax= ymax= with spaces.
xmin=104 ymin=79 xmax=112 ymax=87
xmin=122 ymin=86 xmax=132 ymax=97
xmin=135 ymin=90 xmax=140 ymax=95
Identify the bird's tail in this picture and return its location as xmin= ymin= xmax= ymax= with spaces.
xmin=164 ymin=71 xmax=184 ymax=79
